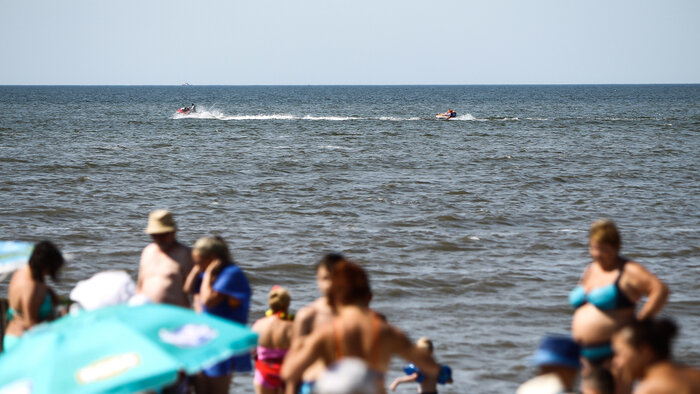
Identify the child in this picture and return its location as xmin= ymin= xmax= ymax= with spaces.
xmin=390 ymin=337 xmax=453 ymax=393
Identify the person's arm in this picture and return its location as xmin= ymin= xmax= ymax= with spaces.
xmin=183 ymin=264 xmax=202 ymax=295
xmin=291 ymin=306 xmax=315 ymax=341
xmin=136 ymin=249 xmax=147 ymax=292
xmin=199 ymin=260 xmax=229 ymax=308
xmin=625 ymin=262 xmax=669 ymax=320
xmin=391 ymin=327 xmax=440 ymax=377
xmin=281 ymin=326 xmax=330 ymax=382
xmin=390 ymin=373 xmax=419 ymax=391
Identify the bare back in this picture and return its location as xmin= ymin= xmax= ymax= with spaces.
xmin=253 ymin=315 xmax=294 ymax=350
xmin=137 ymin=242 xmax=193 ymax=307
xmin=637 ymin=363 xmax=700 ymax=394
xmin=5 ymin=266 xmax=54 ymax=336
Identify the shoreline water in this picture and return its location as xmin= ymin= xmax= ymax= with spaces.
xmin=0 ymin=85 xmax=698 ymax=392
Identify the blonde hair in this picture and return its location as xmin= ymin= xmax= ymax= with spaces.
xmin=589 ymin=219 xmax=621 ymax=249
xmin=268 ymin=285 xmax=291 ymax=312
xmin=193 ymin=236 xmax=232 ymax=262
xmin=416 ymin=337 xmax=434 ymax=353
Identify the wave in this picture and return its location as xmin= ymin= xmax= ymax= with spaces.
xmin=173 ymin=107 xmax=489 ymax=122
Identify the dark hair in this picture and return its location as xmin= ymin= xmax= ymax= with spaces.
xmin=625 ymin=318 xmax=678 ymax=361
xmin=327 ymin=260 xmax=371 ymax=310
xmin=316 ymin=253 xmax=345 ymax=273
xmin=583 ymin=367 xmax=615 ymax=394
xmin=28 ymin=241 xmax=64 ymax=281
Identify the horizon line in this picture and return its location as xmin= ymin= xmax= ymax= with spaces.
xmin=1 ymin=82 xmax=699 ymax=87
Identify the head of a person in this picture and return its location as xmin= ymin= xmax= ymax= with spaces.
xmin=531 ymin=335 xmax=580 ymax=389
xmin=588 ymin=219 xmax=621 ymax=266
xmin=316 ymin=253 xmax=346 ymax=297
xmin=327 ymin=260 xmax=372 ymax=311
xmin=581 ymin=366 xmax=615 ymax=394
xmin=416 ymin=337 xmax=434 ymax=354
xmin=612 ymin=318 xmax=678 ymax=383
xmin=28 ymin=241 xmax=64 ymax=281
xmin=145 ymin=209 xmax=177 ymax=250
xmin=268 ymin=285 xmax=291 ymax=313
xmin=192 ymin=236 xmax=232 ymax=268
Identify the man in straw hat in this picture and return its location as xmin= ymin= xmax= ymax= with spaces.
xmin=136 ymin=209 xmax=193 ymax=307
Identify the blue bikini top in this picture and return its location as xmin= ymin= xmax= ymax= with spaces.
xmin=569 ymin=259 xmax=635 ymax=311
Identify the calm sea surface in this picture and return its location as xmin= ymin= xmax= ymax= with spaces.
xmin=0 ymin=85 xmax=698 ymax=392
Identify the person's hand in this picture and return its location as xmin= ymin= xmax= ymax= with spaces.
xmin=190 ymin=263 xmax=203 ymax=273
xmin=205 ymin=258 xmax=223 ymax=275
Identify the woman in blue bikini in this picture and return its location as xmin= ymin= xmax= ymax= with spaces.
xmin=3 ymin=241 xmax=64 ymax=352
xmin=570 ymin=219 xmax=668 ymax=371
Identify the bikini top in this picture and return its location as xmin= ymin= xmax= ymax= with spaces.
xmin=569 ymin=258 xmax=635 ymax=311
xmin=332 ymin=313 xmax=383 ymax=377
xmin=256 ymin=346 xmax=289 ymax=362
xmin=6 ymin=292 xmax=53 ymax=322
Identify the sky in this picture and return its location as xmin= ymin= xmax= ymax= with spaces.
xmin=1 ymin=0 xmax=699 ymax=85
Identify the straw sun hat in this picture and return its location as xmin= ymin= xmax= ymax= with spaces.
xmin=144 ymin=209 xmax=177 ymax=235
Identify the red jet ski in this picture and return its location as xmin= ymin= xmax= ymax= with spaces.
xmin=177 ymin=104 xmax=196 ymax=114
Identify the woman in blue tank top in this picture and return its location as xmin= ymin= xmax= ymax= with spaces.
xmin=570 ymin=220 xmax=668 ymax=379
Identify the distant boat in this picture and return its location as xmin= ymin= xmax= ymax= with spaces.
xmin=181 ymin=83 xmax=191 ymax=86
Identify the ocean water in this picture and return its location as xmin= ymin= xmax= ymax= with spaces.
xmin=0 ymin=85 xmax=698 ymax=392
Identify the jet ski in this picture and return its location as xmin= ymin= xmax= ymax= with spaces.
xmin=436 ymin=110 xmax=457 ymax=120
xmin=177 ymin=104 xmax=196 ymax=114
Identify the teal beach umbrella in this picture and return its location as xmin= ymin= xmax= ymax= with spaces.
xmin=0 ymin=241 xmax=33 ymax=281
xmin=0 ymin=304 xmax=258 ymax=393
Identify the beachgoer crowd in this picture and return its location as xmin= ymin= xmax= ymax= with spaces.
xmin=1 ymin=211 xmax=698 ymax=393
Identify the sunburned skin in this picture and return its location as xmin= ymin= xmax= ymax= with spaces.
xmin=572 ymin=241 xmax=667 ymax=348
xmin=137 ymin=233 xmax=193 ymax=307
xmin=290 ymin=265 xmax=336 ymax=384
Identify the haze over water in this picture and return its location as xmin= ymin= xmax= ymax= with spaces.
xmin=0 ymin=85 xmax=698 ymax=392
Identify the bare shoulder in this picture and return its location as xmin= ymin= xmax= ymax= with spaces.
xmin=624 ymin=261 xmax=655 ymax=276
xmin=252 ymin=316 xmax=268 ymax=333
xmin=293 ymin=304 xmax=318 ymax=337
xmin=579 ymin=263 xmax=594 ymax=281
xmin=141 ymin=243 xmax=158 ymax=258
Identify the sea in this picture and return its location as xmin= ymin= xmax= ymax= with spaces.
xmin=0 ymin=85 xmax=698 ymax=393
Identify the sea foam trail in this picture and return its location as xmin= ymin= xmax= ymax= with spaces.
xmin=173 ymin=107 xmax=477 ymax=121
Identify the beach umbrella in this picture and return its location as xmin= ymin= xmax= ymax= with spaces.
xmin=0 ymin=241 xmax=33 ymax=281
xmin=0 ymin=303 xmax=258 ymax=393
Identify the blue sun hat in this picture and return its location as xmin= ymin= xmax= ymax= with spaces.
xmin=530 ymin=335 xmax=581 ymax=369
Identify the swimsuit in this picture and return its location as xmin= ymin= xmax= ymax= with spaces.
xmin=254 ymin=346 xmax=288 ymax=390
xmin=569 ymin=258 xmax=635 ymax=363
xmin=297 ymin=381 xmax=315 ymax=394
xmin=580 ymin=342 xmax=614 ymax=364
xmin=569 ymin=258 xmax=635 ymax=311
xmin=3 ymin=292 xmax=53 ymax=353
xmin=6 ymin=292 xmax=54 ymax=322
